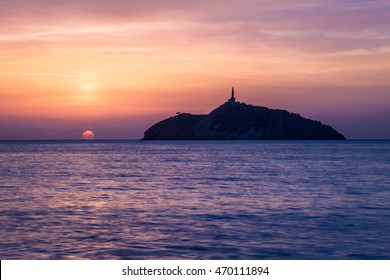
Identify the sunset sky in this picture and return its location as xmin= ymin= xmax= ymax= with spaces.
xmin=1 ymin=0 xmax=390 ymax=139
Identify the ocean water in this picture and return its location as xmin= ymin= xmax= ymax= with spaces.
xmin=0 ymin=140 xmax=389 ymax=260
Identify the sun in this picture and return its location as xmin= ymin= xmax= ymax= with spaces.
xmin=82 ymin=130 xmax=95 ymax=140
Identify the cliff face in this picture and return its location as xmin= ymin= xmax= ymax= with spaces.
xmin=143 ymin=102 xmax=346 ymax=140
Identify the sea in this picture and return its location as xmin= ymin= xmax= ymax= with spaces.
xmin=0 ymin=140 xmax=389 ymax=260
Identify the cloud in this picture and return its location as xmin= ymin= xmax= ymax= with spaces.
xmin=1 ymin=0 xmax=389 ymax=54
xmin=0 ymin=71 xmax=82 ymax=78
xmin=1 ymin=0 xmax=390 ymax=139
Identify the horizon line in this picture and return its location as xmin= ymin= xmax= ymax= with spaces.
xmin=1 ymin=139 xmax=390 ymax=141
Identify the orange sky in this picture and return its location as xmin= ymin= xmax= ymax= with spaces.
xmin=1 ymin=0 xmax=390 ymax=139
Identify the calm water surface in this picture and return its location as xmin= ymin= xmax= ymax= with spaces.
xmin=0 ymin=140 xmax=389 ymax=259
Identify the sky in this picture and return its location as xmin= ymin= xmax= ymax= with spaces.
xmin=1 ymin=0 xmax=390 ymax=139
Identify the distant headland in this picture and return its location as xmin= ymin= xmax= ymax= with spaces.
xmin=143 ymin=88 xmax=346 ymax=140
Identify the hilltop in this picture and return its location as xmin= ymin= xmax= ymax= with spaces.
xmin=143 ymin=89 xmax=346 ymax=140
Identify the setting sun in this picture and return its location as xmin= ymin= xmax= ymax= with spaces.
xmin=82 ymin=130 xmax=95 ymax=140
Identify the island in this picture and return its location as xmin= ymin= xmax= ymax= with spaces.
xmin=143 ymin=88 xmax=346 ymax=140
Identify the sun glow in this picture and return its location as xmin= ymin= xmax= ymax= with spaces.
xmin=82 ymin=82 xmax=96 ymax=92
xmin=77 ymin=82 xmax=99 ymax=103
xmin=82 ymin=130 xmax=95 ymax=140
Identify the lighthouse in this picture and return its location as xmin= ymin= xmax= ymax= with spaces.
xmin=228 ymin=87 xmax=236 ymax=104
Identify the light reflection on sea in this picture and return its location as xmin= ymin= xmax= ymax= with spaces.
xmin=0 ymin=140 xmax=389 ymax=259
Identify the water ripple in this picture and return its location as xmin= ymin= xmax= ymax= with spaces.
xmin=0 ymin=140 xmax=389 ymax=259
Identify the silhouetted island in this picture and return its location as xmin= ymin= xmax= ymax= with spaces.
xmin=143 ymin=88 xmax=346 ymax=140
